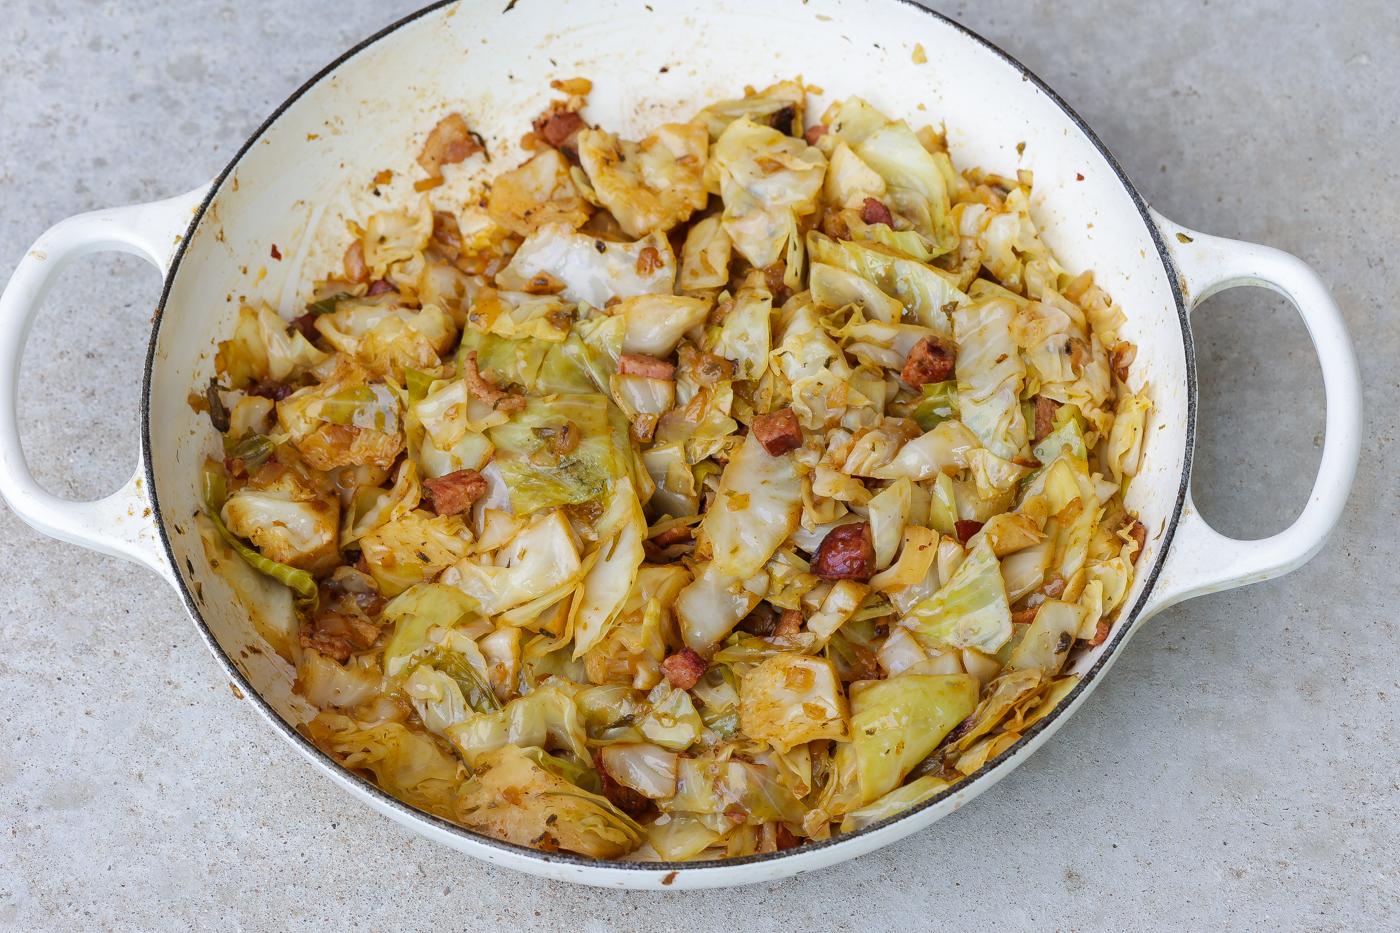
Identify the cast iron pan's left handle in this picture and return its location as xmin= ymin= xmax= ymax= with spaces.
xmin=0 ymin=184 xmax=211 ymax=583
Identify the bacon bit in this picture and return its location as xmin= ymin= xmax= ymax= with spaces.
xmin=422 ymin=469 xmax=488 ymax=517
xmin=1126 ymin=518 xmax=1147 ymax=564
xmin=618 ymin=353 xmax=676 ymax=381
xmin=751 ymin=407 xmax=804 ymax=457
xmin=1033 ymin=394 xmax=1061 ymax=443
xmin=417 ymin=113 xmax=484 ymax=177
xmin=270 ymin=243 xmax=282 ymax=261
xmin=954 ymin=520 xmax=984 ymax=544
xmin=804 ymin=124 xmax=828 ymax=145
xmin=901 ymin=336 xmax=957 ymax=389
xmin=636 ymin=245 xmax=665 ymax=277
xmin=1042 ymin=573 xmax=1067 ymax=599
xmin=299 ymin=610 xmax=380 ymax=662
xmin=768 ymin=104 xmax=798 ymax=136
xmin=860 ymin=197 xmax=894 ymax=227
xmin=223 ymin=456 xmax=248 ymax=482
xmin=1011 ymin=605 xmax=1041 ymax=627
xmin=738 ymin=603 xmax=778 ymax=637
xmin=773 ymin=608 xmax=804 ymax=638
xmin=761 ymin=262 xmax=788 ymax=298
xmin=821 ymin=206 xmax=853 ymax=241
xmin=1076 ymin=173 xmax=1085 ymax=181
xmin=811 ymin=523 xmax=876 ymax=581
xmin=707 ymin=297 xmax=736 ymax=326
xmin=291 ymin=311 xmax=319 ymax=342
xmin=1090 ymin=618 xmax=1111 ymax=646
xmin=1111 ymin=342 xmax=1137 ymax=383
xmin=541 ymin=110 xmax=586 ymax=148
xmin=724 ymin=805 xmax=749 ymax=825
xmin=775 ymin=823 xmax=802 ymax=850
xmin=848 ymin=643 xmax=881 ymax=681
xmin=651 ymin=525 xmax=695 ymax=548
xmin=460 ymin=351 xmax=528 ymax=412
xmin=344 ymin=240 xmax=369 ymax=284
xmin=661 ymin=648 xmax=708 ymax=690
xmin=354 ymin=553 xmax=371 ymax=576
xmin=366 ymin=279 xmax=398 ymax=297
xmin=248 ymin=381 xmax=294 ymax=402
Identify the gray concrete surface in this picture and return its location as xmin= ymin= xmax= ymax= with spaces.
xmin=1 ymin=0 xmax=1396 ymax=929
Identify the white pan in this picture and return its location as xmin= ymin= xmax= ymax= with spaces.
xmin=0 ymin=0 xmax=1361 ymax=889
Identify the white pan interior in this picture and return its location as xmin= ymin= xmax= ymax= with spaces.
xmin=143 ymin=0 xmax=1188 ymax=885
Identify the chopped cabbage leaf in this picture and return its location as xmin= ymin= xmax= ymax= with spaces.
xmin=848 ymin=673 xmax=978 ymax=804
xmin=495 ymin=224 xmax=676 ymax=307
xmin=903 ymin=539 xmax=1012 ymax=654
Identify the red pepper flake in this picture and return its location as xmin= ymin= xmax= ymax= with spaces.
xmin=1076 ymin=173 xmax=1085 ymax=181
xmin=270 ymin=244 xmax=282 ymax=260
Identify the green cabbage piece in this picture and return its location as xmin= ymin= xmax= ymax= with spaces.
xmin=954 ymin=298 xmax=1029 ymax=460
xmin=455 ymin=744 xmax=644 ymax=859
xmin=307 ymin=712 xmax=464 ymax=821
xmin=912 ymin=380 xmax=959 ymax=431
xmin=381 ymin=583 xmax=481 ymax=677
xmin=848 ymin=674 xmax=978 ymax=805
xmin=487 ymin=394 xmax=634 ymax=514
xmin=519 ymin=746 xmax=603 ymax=795
xmin=903 ymin=539 xmax=1012 ymax=654
xmin=445 ymin=683 xmax=589 ymax=767
xmin=838 ymin=774 xmax=951 ymax=833
xmin=200 ymin=468 xmax=317 ymax=601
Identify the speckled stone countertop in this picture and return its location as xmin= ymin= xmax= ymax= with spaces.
xmin=1 ymin=1 xmax=1396 ymax=929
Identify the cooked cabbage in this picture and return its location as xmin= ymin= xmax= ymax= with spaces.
xmin=204 ymin=75 xmax=1146 ymax=858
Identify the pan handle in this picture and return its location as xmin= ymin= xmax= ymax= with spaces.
xmin=1141 ymin=210 xmax=1362 ymax=616
xmin=0 ymin=184 xmax=210 ymax=584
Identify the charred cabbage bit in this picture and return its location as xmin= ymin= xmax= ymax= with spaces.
xmin=200 ymin=73 xmax=1148 ymax=860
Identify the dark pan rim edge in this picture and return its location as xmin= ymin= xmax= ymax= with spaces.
xmin=140 ymin=0 xmax=1195 ymax=878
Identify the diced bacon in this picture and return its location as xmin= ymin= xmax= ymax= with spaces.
xmin=811 ymin=522 xmax=876 ymax=581
xmin=298 ymin=610 xmax=380 ymax=662
xmin=541 ymin=110 xmax=586 ymax=149
xmin=773 ymin=608 xmax=803 ymax=638
xmin=292 ymin=311 xmax=319 ymax=342
xmin=738 ymin=602 xmax=778 ymax=637
xmin=1089 ymin=617 xmax=1112 ymax=646
xmin=366 ymin=279 xmax=398 ymax=296
xmin=1011 ymin=605 xmax=1041 ymax=627
xmin=1033 ymin=394 xmax=1061 ymax=443
xmin=750 ymin=407 xmax=804 ymax=457
xmin=661 ymin=648 xmax=708 ymax=690
xmin=804 ymin=124 xmax=828 ymax=146
xmin=775 ymin=823 xmax=801 ymax=850
xmin=417 ymin=113 xmax=483 ymax=176
xmin=617 ymin=353 xmax=676 ymax=380
xmin=768 ymin=104 xmax=798 ymax=136
xmin=651 ymin=525 xmax=695 ymax=548
xmin=423 ymin=469 xmax=488 ymax=517
xmin=461 ymin=351 xmax=528 ymax=412
xmin=955 ymin=520 xmax=984 ymax=544
xmin=901 ymin=335 xmax=957 ymax=389
xmin=860 ymin=197 xmax=894 ymax=227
